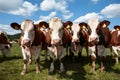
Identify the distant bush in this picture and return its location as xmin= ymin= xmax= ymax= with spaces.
xmin=8 ymin=33 xmax=20 ymax=41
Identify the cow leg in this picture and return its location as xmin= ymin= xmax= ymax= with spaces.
xmin=21 ymin=47 xmax=27 ymax=75
xmin=59 ymin=49 xmax=66 ymax=73
xmin=100 ymin=48 xmax=107 ymax=72
xmin=85 ymin=45 xmax=89 ymax=57
xmin=44 ymin=49 xmax=48 ymax=61
xmin=112 ymin=46 xmax=119 ymax=64
xmin=48 ymin=50 xmax=55 ymax=74
xmin=89 ymin=46 xmax=96 ymax=71
xmin=78 ymin=46 xmax=82 ymax=61
xmin=35 ymin=48 xmax=41 ymax=73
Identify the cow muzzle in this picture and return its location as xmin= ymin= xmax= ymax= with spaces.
xmin=22 ymin=39 xmax=31 ymax=47
xmin=52 ymin=39 xmax=62 ymax=46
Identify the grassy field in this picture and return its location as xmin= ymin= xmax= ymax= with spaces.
xmin=0 ymin=43 xmax=120 ymax=80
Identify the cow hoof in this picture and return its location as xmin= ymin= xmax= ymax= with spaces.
xmin=60 ymin=70 xmax=66 ymax=74
xmin=49 ymin=71 xmax=55 ymax=75
xmin=100 ymin=67 xmax=105 ymax=72
xmin=21 ymin=71 xmax=26 ymax=75
xmin=36 ymin=70 xmax=40 ymax=74
xmin=28 ymin=61 xmax=32 ymax=65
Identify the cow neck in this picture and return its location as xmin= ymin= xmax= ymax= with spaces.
xmin=31 ymin=29 xmax=45 ymax=46
xmin=98 ymin=27 xmax=111 ymax=48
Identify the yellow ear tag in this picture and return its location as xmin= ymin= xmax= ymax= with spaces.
xmin=116 ymin=28 xmax=119 ymax=31
xmin=15 ymin=26 xmax=19 ymax=30
xmin=102 ymin=24 xmax=106 ymax=28
xmin=42 ymin=25 xmax=46 ymax=28
xmin=68 ymin=28 xmax=70 ymax=31
xmin=82 ymin=25 xmax=86 ymax=31
xmin=66 ymin=25 xmax=70 ymax=29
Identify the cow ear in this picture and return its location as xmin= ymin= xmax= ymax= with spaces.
xmin=10 ymin=23 xmax=20 ymax=30
xmin=39 ymin=21 xmax=49 ymax=29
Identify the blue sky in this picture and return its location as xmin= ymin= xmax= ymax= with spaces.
xmin=0 ymin=0 xmax=120 ymax=35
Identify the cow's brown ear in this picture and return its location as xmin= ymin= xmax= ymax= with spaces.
xmin=39 ymin=21 xmax=49 ymax=28
xmin=10 ymin=23 xmax=20 ymax=30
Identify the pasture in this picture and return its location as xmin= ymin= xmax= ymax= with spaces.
xmin=0 ymin=43 xmax=120 ymax=80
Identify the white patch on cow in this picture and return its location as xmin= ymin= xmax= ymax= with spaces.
xmin=97 ymin=45 xmax=107 ymax=57
xmin=49 ymin=17 xmax=63 ymax=44
xmin=89 ymin=46 xmax=96 ymax=58
xmin=71 ymin=23 xmax=80 ymax=42
xmin=112 ymin=46 xmax=120 ymax=56
xmin=20 ymin=20 xmax=35 ymax=45
xmin=118 ymin=30 xmax=120 ymax=37
xmin=88 ymin=18 xmax=100 ymax=42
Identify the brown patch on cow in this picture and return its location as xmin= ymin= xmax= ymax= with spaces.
xmin=45 ymin=30 xmax=51 ymax=47
xmin=62 ymin=28 xmax=72 ymax=47
xmin=32 ymin=29 xmax=45 ymax=46
xmin=96 ymin=21 xmax=111 ymax=48
xmin=0 ymin=33 xmax=9 ymax=44
xmin=110 ymin=31 xmax=120 ymax=46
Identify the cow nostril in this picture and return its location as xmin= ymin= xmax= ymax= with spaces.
xmin=23 ymin=39 xmax=31 ymax=45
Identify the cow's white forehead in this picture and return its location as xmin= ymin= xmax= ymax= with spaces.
xmin=49 ymin=17 xmax=63 ymax=29
xmin=88 ymin=18 xmax=100 ymax=29
xmin=71 ymin=23 xmax=80 ymax=32
xmin=21 ymin=20 xmax=34 ymax=30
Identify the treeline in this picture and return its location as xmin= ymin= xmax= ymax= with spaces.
xmin=8 ymin=33 xmax=20 ymax=41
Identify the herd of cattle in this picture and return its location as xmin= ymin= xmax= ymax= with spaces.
xmin=0 ymin=17 xmax=120 ymax=75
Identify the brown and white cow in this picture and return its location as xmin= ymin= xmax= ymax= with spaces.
xmin=87 ymin=19 xmax=111 ymax=72
xmin=10 ymin=20 xmax=45 ymax=75
xmin=110 ymin=25 xmax=120 ymax=64
xmin=0 ymin=31 xmax=11 ymax=57
xmin=96 ymin=20 xmax=111 ymax=72
xmin=42 ymin=17 xmax=66 ymax=74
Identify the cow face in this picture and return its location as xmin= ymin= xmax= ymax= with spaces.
xmin=71 ymin=23 xmax=81 ymax=43
xmin=48 ymin=17 xmax=64 ymax=45
xmin=10 ymin=20 xmax=36 ymax=47
xmin=88 ymin=18 xmax=100 ymax=43
xmin=0 ymin=31 xmax=11 ymax=55
xmin=79 ymin=22 xmax=90 ymax=42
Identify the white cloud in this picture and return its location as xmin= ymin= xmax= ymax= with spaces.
xmin=0 ymin=24 xmax=20 ymax=35
xmin=0 ymin=0 xmax=38 ymax=16
xmin=91 ymin=0 xmax=99 ymax=4
xmin=0 ymin=0 xmax=23 ymax=12
xmin=39 ymin=12 xmax=57 ymax=21
xmin=40 ymin=0 xmax=73 ymax=19
xmin=101 ymin=4 xmax=120 ymax=18
xmin=73 ymin=12 xmax=103 ymax=23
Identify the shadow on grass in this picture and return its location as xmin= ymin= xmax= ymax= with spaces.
xmin=0 ymin=55 xmax=22 ymax=63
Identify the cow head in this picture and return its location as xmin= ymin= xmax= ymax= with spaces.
xmin=79 ymin=22 xmax=90 ymax=42
xmin=88 ymin=18 xmax=100 ymax=44
xmin=71 ymin=23 xmax=81 ymax=43
xmin=96 ymin=20 xmax=110 ymax=34
xmin=10 ymin=20 xmax=37 ymax=47
xmin=48 ymin=17 xmax=64 ymax=45
xmin=0 ymin=31 xmax=11 ymax=55
xmin=63 ymin=21 xmax=73 ymax=32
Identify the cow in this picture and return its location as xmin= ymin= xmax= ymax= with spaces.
xmin=63 ymin=21 xmax=90 ymax=63
xmin=10 ymin=20 xmax=45 ymax=75
xmin=110 ymin=25 xmax=120 ymax=64
xmin=42 ymin=17 xmax=67 ymax=74
xmin=87 ymin=18 xmax=111 ymax=72
xmin=0 ymin=31 xmax=11 ymax=57
xmin=96 ymin=20 xmax=111 ymax=72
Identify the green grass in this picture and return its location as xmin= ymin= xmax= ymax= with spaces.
xmin=0 ymin=43 xmax=120 ymax=80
